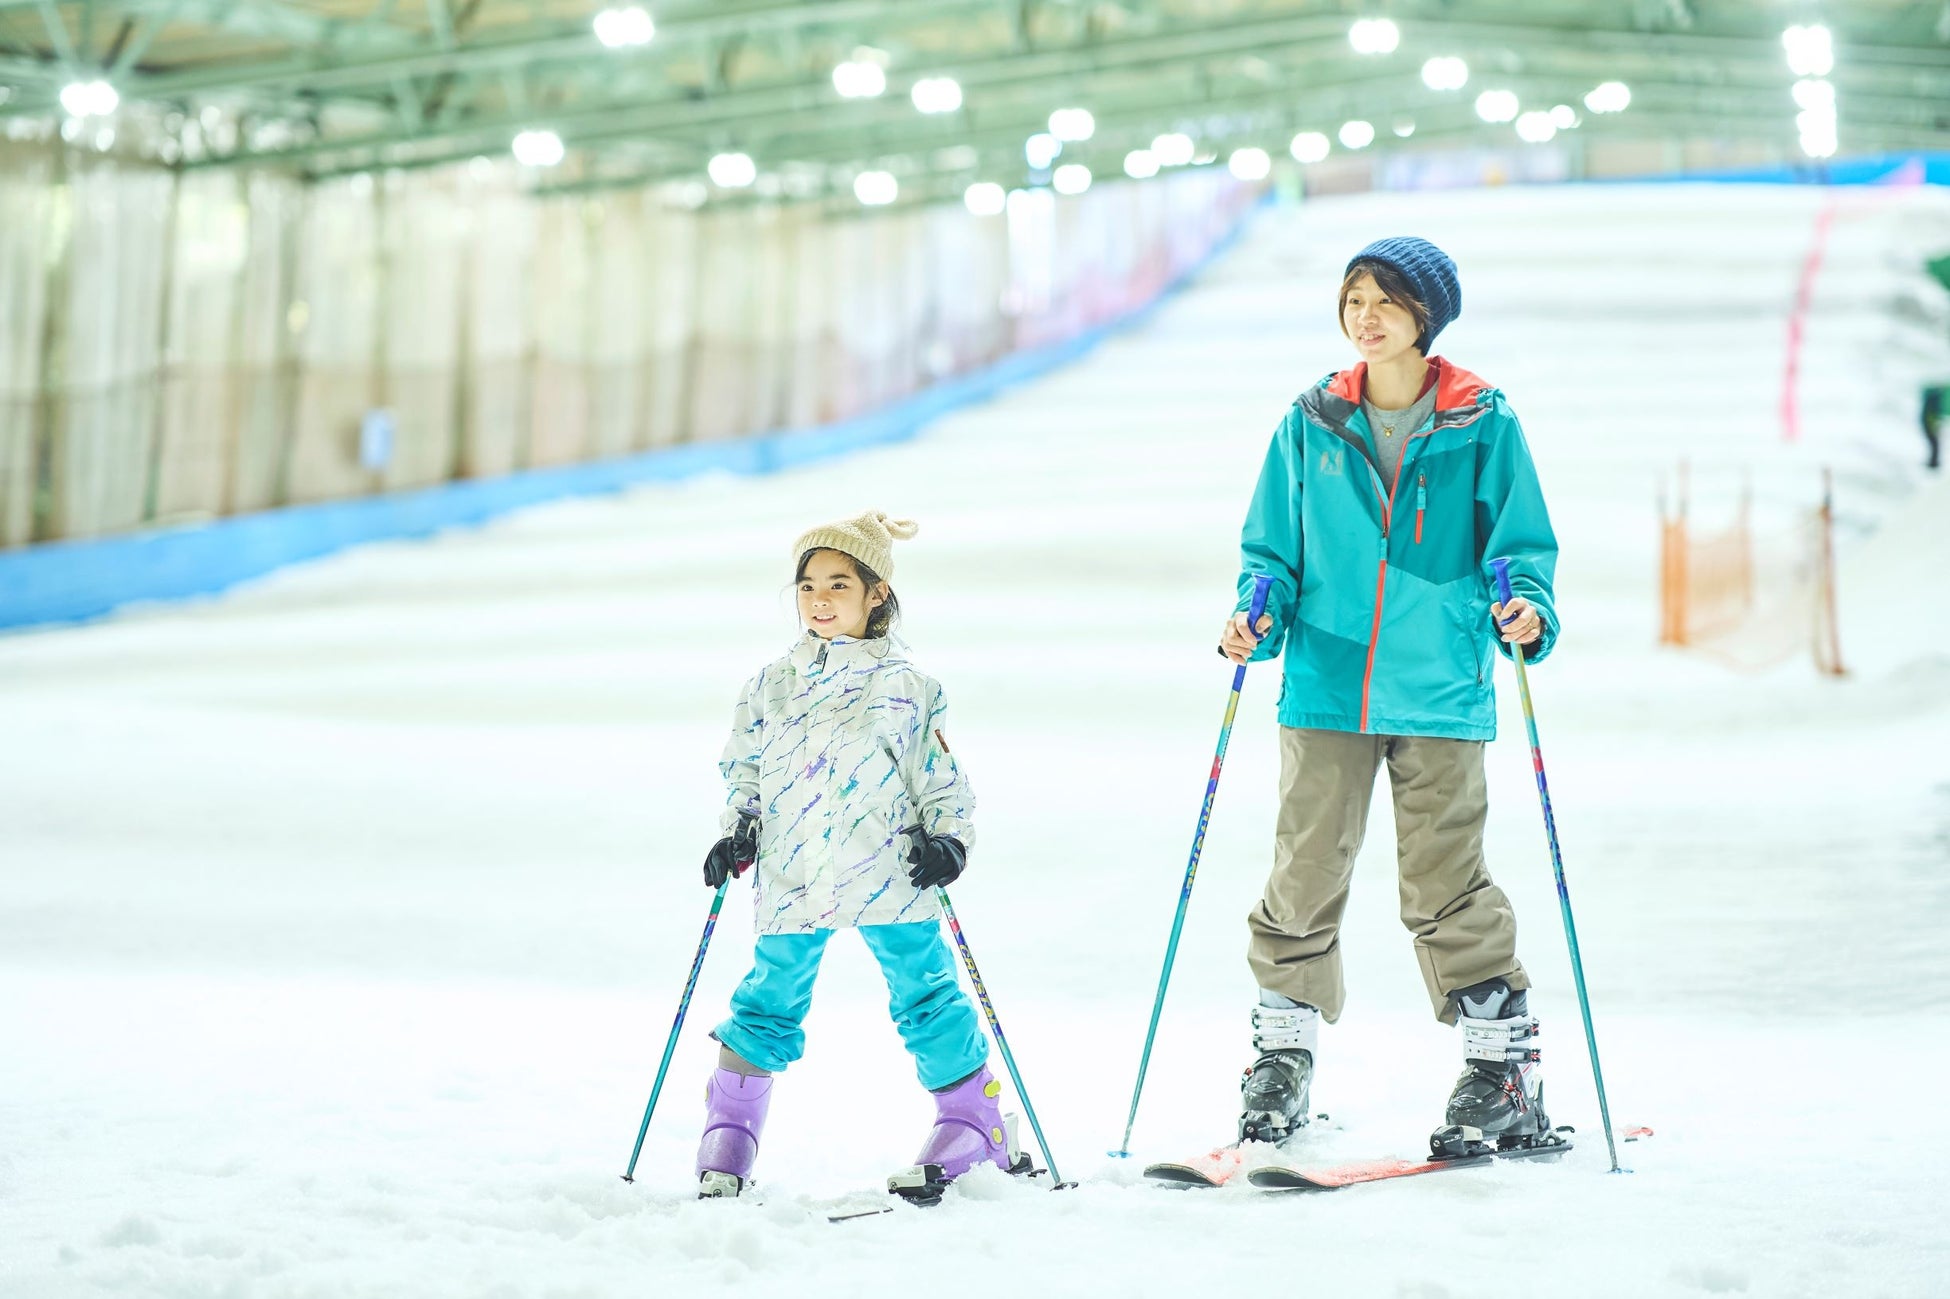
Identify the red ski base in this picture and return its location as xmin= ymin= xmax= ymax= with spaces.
xmin=1145 ymin=1125 xmax=1651 ymax=1193
xmin=1141 ymin=1144 xmax=1251 ymax=1188
xmin=1247 ymin=1128 xmax=1575 ymax=1191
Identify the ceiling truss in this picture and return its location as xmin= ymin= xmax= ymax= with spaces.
xmin=0 ymin=0 xmax=1943 ymax=192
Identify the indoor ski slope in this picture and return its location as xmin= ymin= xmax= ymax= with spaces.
xmin=4 ymin=182 xmax=1950 ymax=1299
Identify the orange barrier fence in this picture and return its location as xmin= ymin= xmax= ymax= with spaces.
xmin=1657 ymin=463 xmax=1844 ymax=675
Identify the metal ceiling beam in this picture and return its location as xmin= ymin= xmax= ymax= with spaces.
xmin=309 ymin=59 xmax=1946 ymax=185
xmin=11 ymin=0 xmax=1943 ymax=120
xmin=33 ymin=0 xmax=76 ymax=67
xmin=527 ymin=98 xmax=1945 ymax=205
xmin=194 ymin=9 xmax=1950 ymax=175
xmin=174 ymin=10 xmax=1341 ymax=163
xmin=9 ymin=0 xmax=1000 ymax=103
xmin=0 ymin=53 xmax=63 ymax=80
xmin=721 ymin=87 xmax=1947 ymax=183
xmin=106 ymin=0 xmax=181 ymax=77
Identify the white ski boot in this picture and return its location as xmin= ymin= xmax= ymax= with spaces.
xmin=1238 ymin=995 xmax=1318 ymax=1145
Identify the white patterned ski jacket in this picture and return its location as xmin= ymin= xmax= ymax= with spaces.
xmin=719 ymin=632 xmax=975 ymax=935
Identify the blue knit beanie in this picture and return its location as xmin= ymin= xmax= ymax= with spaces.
xmin=1346 ymin=236 xmax=1461 ymax=352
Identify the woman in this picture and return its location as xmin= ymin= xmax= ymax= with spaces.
xmin=1217 ymin=236 xmax=1560 ymax=1156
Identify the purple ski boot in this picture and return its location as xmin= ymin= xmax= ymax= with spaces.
xmin=887 ymin=1066 xmax=1027 ymax=1205
xmin=695 ymin=1067 xmax=772 ymax=1198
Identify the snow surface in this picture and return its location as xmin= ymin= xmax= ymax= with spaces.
xmin=5 ymin=183 xmax=1950 ymax=1299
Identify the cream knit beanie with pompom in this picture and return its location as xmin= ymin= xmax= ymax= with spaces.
xmin=791 ymin=510 xmax=919 ymax=582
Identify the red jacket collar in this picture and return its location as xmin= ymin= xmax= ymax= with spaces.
xmin=1324 ymin=357 xmax=1492 ymax=412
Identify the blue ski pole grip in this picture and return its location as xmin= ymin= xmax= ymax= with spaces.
xmin=1490 ymin=557 xmax=1515 ymax=615
xmin=1247 ymin=573 xmax=1274 ymax=632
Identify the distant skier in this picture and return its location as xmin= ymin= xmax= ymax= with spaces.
xmin=1217 ymin=237 xmax=1562 ymax=1158
xmin=1923 ymin=383 xmax=1944 ymax=470
xmin=692 ymin=510 xmax=1023 ymax=1200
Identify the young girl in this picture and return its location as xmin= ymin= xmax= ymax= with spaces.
xmin=1217 ymin=237 xmax=1561 ymax=1157
xmin=692 ymin=510 xmax=1022 ymax=1199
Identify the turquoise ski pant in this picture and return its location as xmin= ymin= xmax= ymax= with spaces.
xmin=713 ymin=921 xmax=988 ymax=1091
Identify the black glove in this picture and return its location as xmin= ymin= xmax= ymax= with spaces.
xmin=902 ymin=827 xmax=967 ymax=890
xmin=703 ymin=813 xmax=758 ymax=888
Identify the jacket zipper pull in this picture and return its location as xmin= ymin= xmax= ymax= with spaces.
xmin=1415 ymin=476 xmax=1427 ymax=544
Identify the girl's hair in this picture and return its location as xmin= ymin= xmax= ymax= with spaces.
xmin=795 ymin=548 xmax=901 ymax=639
xmin=1338 ymin=259 xmax=1433 ymax=354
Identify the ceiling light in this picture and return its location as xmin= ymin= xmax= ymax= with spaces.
xmin=1550 ymin=104 xmax=1579 ymax=130
xmin=707 ymin=151 xmax=756 ymax=188
xmin=1025 ymin=132 xmax=1061 ymax=169
xmin=59 ymin=79 xmax=118 ymax=118
xmin=511 ymin=129 xmax=564 ymax=167
xmin=593 ymin=5 xmax=654 ymax=48
xmin=1515 ymin=111 xmax=1557 ymax=143
xmin=1124 ymin=149 xmax=1160 ymax=179
xmin=1053 ymin=163 xmax=1092 ymax=195
xmin=964 ymin=181 xmax=1006 ymax=216
xmin=1584 ymin=82 xmax=1631 ymax=114
xmin=1421 ymin=56 xmax=1468 ymax=91
xmin=911 ymin=77 xmax=963 ymax=114
xmin=1228 ymin=147 xmax=1272 ymax=180
xmin=1475 ymin=90 xmax=1519 ymax=123
xmin=1289 ymin=131 xmax=1330 ymax=163
xmin=1393 ymin=120 xmax=1416 ymax=138
xmin=833 ymin=60 xmax=887 ymax=99
xmin=1791 ymin=78 xmax=1836 ymax=112
xmin=1348 ymin=18 xmax=1401 ymax=55
xmin=854 ymin=170 xmax=898 ymax=205
xmin=1782 ymin=24 xmax=1834 ymax=78
xmin=1151 ymin=132 xmax=1195 ymax=167
xmin=1338 ymin=119 xmax=1375 ymax=149
xmin=1049 ymin=108 xmax=1096 ymax=142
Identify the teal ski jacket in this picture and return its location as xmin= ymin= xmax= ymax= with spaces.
xmin=1235 ymin=357 xmax=1558 ymax=741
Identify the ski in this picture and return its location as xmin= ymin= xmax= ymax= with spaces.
xmin=1244 ymin=1125 xmax=1649 ymax=1193
xmin=827 ymin=1154 xmax=1049 ymax=1220
xmin=1248 ymin=1129 xmax=1574 ymax=1191
xmin=1142 ymin=1143 xmax=1248 ymax=1188
xmin=1142 ymin=1110 xmax=1339 ymax=1188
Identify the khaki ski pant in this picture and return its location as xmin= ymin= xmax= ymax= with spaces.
xmin=1246 ymin=727 xmax=1528 ymax=1025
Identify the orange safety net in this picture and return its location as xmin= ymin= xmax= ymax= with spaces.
xmin=1658 ymin=465 xmax=1845 ymax=676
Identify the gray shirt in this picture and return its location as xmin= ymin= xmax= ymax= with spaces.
xmin=1360 ymin=382 xmax=1439 ymax=496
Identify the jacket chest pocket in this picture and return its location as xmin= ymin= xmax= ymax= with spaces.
xmin=1391 ymin=451 xmax=1475 ymax=586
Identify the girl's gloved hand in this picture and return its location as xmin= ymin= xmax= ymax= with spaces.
xmin=703 ymin=813 xmax=759 ymax=887
xmin=902 ymin=828 xmax=967 ymax=890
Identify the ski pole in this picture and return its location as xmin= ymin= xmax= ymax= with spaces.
xmin=621 ymin=878 xmax=731 ymax=1183
xmin=1490 ymin=557 xmax=1623 ymax=1174
xmin=937 ymin=888 xmax=1074 ymax=1189
xmin=1113 ymin=573 xmax=1275 ymax=1158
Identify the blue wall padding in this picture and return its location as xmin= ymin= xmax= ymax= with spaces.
xmin=0 ymin=213 xmax=1243 ymax=633
xmin=1612 ymin=150 xmax=1950 ymax=187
